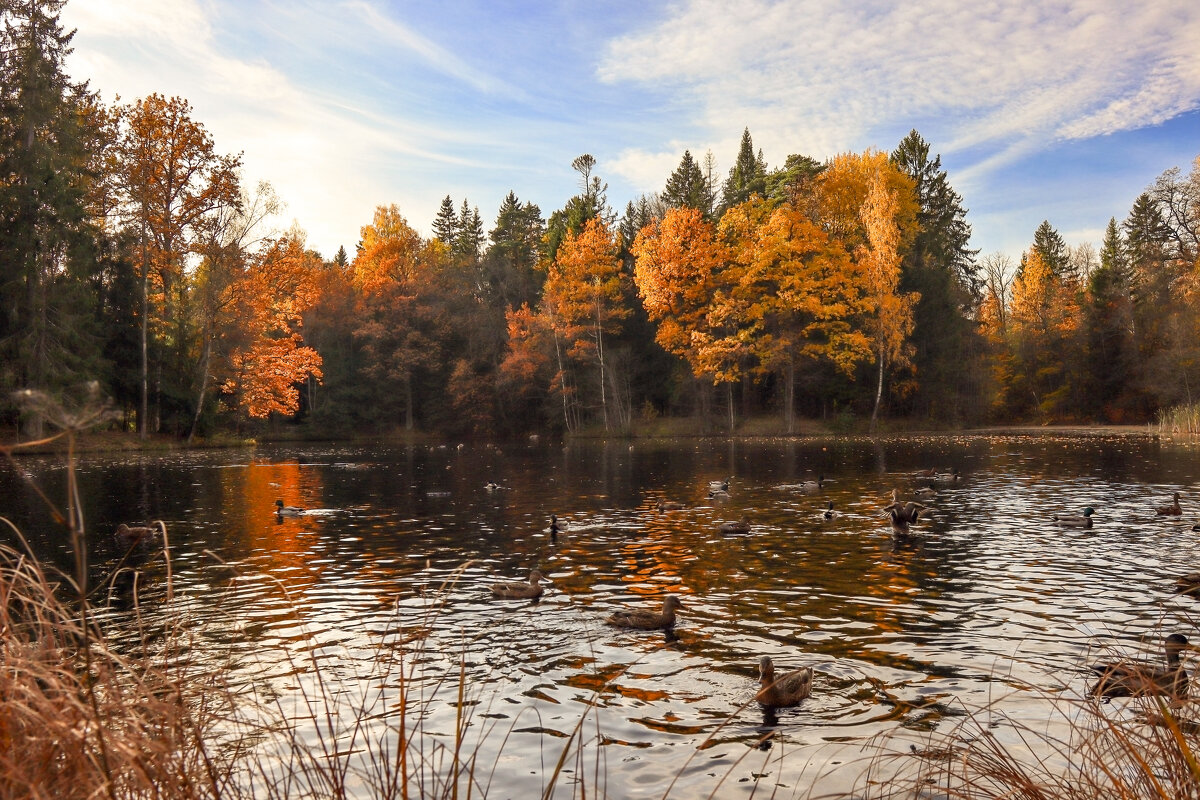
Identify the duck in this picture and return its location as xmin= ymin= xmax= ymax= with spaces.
xmin=484 ymin=481 xmax=505 ymax=492
xmin=1155 ymin=492 xmax=1183 ymax=516
xmin=549 ymin=514 xmax=565 ymax=535
xmin=799 ymin=474 xmax=824 ymax=492
xmin=1090 ymin=633 xmax=1191 ymax=698
xmin=490 ymin=569 xmax=546 ymax=600
xmin=912 ymin=467 xmax=938 ymax=478
xmin=708 ymin=477 xmax=732 ymax=493
xmin=114 ymin=521 xmax=161 ymax=546
xmin=821 ymin=501 xmax=836 ymax=520
xmin=883 ymin=492 xmax=925 ymax=537
xmin=275 ymin=500 xmax=304 ymax=517
xmin=719 ymin=517 xmax=751 ymax=534
xmin=708 ymin=488 xmax=731 ymax=501
xmin=914 ymin=486 xmax=938 ymax=500
xmin=1052 ymin=507 xmax=1095 ymax=529
xmin=755 ymin=656 xmax=813 ymax=708
xmin=606 ymin=595 xmax=684 ymax=632
xmin=932 ymin=469 xmax=959 ymax=484
xmin=1174 ymin=573 xmax=1200 ymax=597
xmin=657 ymin=499 xmax=686 ymax=512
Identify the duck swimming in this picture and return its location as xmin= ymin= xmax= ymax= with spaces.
xmin=1155 ymin=492 xmax=1183 ymax=516
xmin=1090 ymin=633 xmax=1191 ymax=698
xmin=606 ymin=595 xmax=684 ymax=632
xmin=755 ymin=655 xmax=813 ymax=708
xmin=114 ymin=521 xmax=162 ymax=546
xmin=822 ymin=501 xmax=836 ymax=520
xmin=490 ymin=569 xmax=546 ymax=600
xmin=1052 ymin=507 xmax=1095 ymax=528
xmin=657 ymin=499 xmax=686 ymax=512
xmin=719 ymin=517 xmax=751 ymax=534
xmin=275 ymin=500 xmax=304 ymax=517
xmin=708 ymin=477 xmax=732 ymax=492
xmin=799 ymin=475 xmax=824 ymax=492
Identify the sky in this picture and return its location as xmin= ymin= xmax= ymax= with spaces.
xmin=60 ymin=0 xmax=1200 ymax=265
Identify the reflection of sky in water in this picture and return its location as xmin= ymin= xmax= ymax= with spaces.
xmin=5 ymin=435 xmax=1200 ymax=797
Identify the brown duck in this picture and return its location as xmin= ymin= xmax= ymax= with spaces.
xmin=491 ymin=570 xmax=546 ymax=600
xmin=883 ymin=490 xmax=926 ymax=536
xmin=755 ymin=656 xmax=813 ymax=708
xmin=1156 ymin=492 xmax=1183 ymax=516
xmin=115 ymin=521 xmax=163 ymax=546
xmin=606 ymin=595 xmax=684 ymax=631
xmin=1090 ymin=633 xmax=1191 ymax=698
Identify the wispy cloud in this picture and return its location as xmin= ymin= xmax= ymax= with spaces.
xmin=598 ymin=0 xmax=1200 ymax=189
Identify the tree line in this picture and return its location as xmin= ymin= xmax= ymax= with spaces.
xmin=3 ymin=1 xmax=1198 ymax=440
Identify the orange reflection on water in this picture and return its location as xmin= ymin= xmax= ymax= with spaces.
xmin=220 ymin=459 xmax=325 ymax=590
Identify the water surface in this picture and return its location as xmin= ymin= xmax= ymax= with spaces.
xmin=5 ymin=434 xmax=1200 ymax=798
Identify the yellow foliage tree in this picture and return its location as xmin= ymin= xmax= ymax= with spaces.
xmin=542 ymin=218 xmax=630 ymax=431
xmin=1004 ymin=250 xmax=1082 ymax=418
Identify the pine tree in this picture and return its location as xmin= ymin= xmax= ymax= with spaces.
xmin=1083 ymin=217 xmax=1138 ymax=419
xmin=0 ymin=0 xmax=108 ymax=431
xmin=721 ymin=128 xmax=767 ymax=213
xmin=485 ymin=191 xmax=544 ymax=308
xmin=433 ymin=195 xmax=457 ymax=244
xmin=333 ymin=245 xmax=349 ymax=268
xmin=662 ymin=150 xmax=709 ymax=214
xmin=453 ymin=202 xmax=484 ymax=261
xmin=1031 ymin=220 xmax=1070 ymax=279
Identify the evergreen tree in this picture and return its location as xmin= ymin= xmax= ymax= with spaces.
xmin=453 ymin=200 xmax=484 ymax=261
xmin=546 ymin=154 xmax=614 ymax=258
xmin=433 ymin=195 xmax=457 ymax=244
xmin=662 ymin=150 xmax=709 ymax=215
xmin=1031 ymin=220 xmax=1070 ymax=279
xmin=0 ymin=0 xmax=108 ymax=431
xmin=765 ymin=154 xmax=824 ymax=204
xmin=720 ymin=128 xmax=767 ymax=213
xmin=333 ymin=244 xmax=349 ymax=268
xmin=484 ymin=191 xmax=544 ymax=309
xmin=1083 ymin=217 xmax=1138 ymax=420
xmin=888 ymin=130 xmax=985 ymax=422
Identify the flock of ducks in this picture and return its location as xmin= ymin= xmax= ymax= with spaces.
xmin=110 ymin=472 xmax=1198 ymax=711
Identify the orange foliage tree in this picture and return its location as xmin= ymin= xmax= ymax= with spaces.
xmin=221 ymin=234 xmax=324 ymax=419
xmin=719 ymin=197 xmax=874 ymax=431
xmin=1002 ymin=250 xmax=1083 ymax=418
xmin=541 ymin=218 xmax=630 ymax=431
xmin=117 ymin=93 xmax=242 ymax=434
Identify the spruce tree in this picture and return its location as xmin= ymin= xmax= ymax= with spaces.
xmin=662 ymin=150 xmax=709 ymax=215
xmin=720 ymin=128 xmax=767 ymax=213
xmin=1031 ymin=220 xmax=1070 ymax=278
xmin=433 ymin=195 xmax=457 ymax=244
xmin=0 ymin=0 xmax=107 ymax=430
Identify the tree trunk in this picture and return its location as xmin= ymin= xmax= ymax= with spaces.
xmin=870 ymin=348 xmax=885 ymax=434
xmin=186 ymin=335 xmax=212 ymax=444
xmin=727 ymin=382 xmax=735 ymax=432
xmin=595 ymin=296 xmax=608 ymax=432
xmin=404 ymin=374 xmax=414 ymax=431
xmin=140 ymin=217 xmax=149 ymax=439
xmin=784 ymin=354 xmax=795 ymax=435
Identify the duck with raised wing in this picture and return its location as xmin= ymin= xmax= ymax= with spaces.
xmin=755 ymin=656 xmax=813 ymax=708
xmin=883 ymin=490 xmax=926 ymax=537
xmin=275 ymin=499 xmax=304 ymax=517
xmin=491 ymin=569 xmax=546 ymax=600
xmin=1156 ymin=492 xmax=1183 ymax=516
xmin=606 ymin=595 xmax=684 ymax=632
xmin=1052 ymin=507 xmax=1095 ymax=528
xmin=1090 ymin=633 xmax=1191 ymax=698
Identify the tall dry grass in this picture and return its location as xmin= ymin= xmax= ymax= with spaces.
xmin=1157 ymin=402 xmax=1200 ymax=440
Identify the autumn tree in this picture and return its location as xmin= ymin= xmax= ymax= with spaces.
xmin=542 ymin=218 xmax=629 ymax=431
xmin=116 ymin=93 xmax=241 ymax=436
xmin=220 ymin=232 xmax=323 ymax=421
xmin=719 ymin=199 xmax=873 ymax=431
xmin=857 ymin=169 xmax=918 ymax=431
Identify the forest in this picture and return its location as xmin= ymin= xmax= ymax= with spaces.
xmin=3 ymin=1 xmax=1199 ymax=442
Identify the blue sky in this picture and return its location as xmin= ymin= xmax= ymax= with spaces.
xmin=62 ymin=0 xmax=1200 ymax=266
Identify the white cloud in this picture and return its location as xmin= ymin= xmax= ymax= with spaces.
xmin=598 ymin=0 xmax=1200 ymax=186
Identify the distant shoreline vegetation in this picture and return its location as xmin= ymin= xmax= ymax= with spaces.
xmin=2 ymin=2 xmax=1198 ymax=445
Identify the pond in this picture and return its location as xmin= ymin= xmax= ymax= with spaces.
xmin=5 ymin=433 xmax=1200 ymax=798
